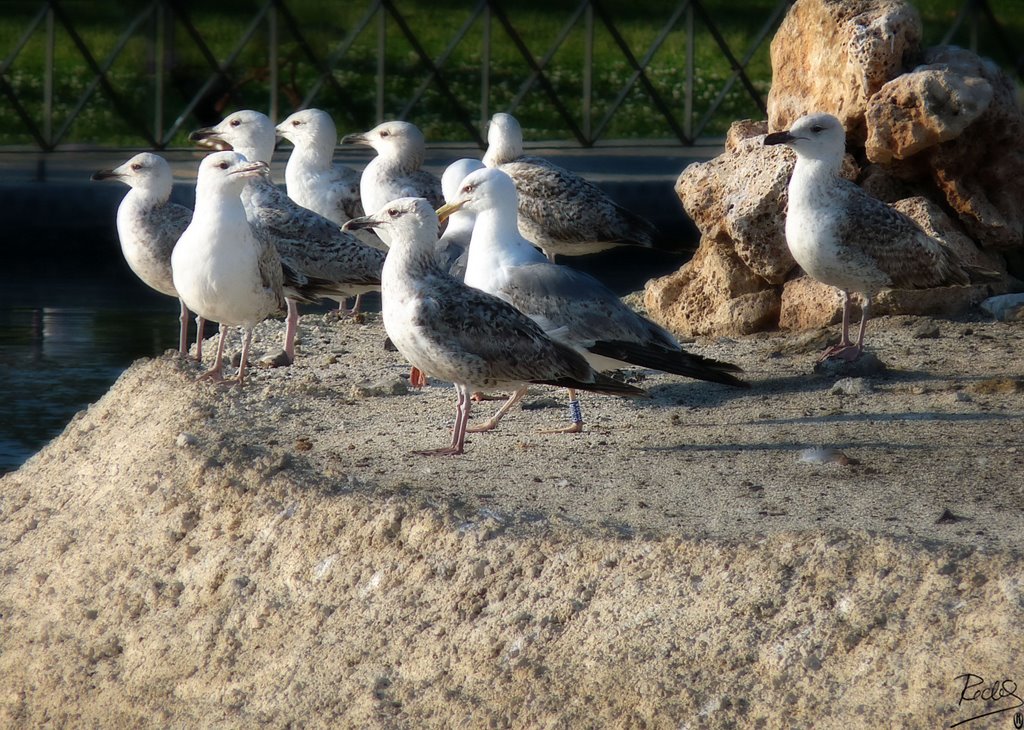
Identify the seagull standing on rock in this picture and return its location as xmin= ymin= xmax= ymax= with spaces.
xmin=438 ymin=167 xmax=747 ymax=433
xmin=344 ymin=198 xmax=648 ymax=456
xmin=171 ymin=153 xmax=288 ymax=386
xmin=764 ymin=112 xmax=998 ymax=362
xmin=482 ymin=112 xmax=659 ymax=262
xmin=92 ymin=153 xmax=206 ymax=361
xmin=341 ymin=121 xmax=445 ymax=246
xmin=189 ymin=111 xmax=385 ymax=359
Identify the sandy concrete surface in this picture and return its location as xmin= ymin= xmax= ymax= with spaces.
xmin=2 ymin=308 xmax=1022 ymax=727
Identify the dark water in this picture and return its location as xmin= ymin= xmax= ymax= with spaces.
xmin=0 ymin=278 xmax=190 ymax=474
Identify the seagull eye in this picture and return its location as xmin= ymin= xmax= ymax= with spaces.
xmin=218 ymin=162 xmax=229 ymax=170
xmin=462 ymin=183 xmax=475 ymax=194
xmin=810 ymin=125 xmax=824 ymax=133
xmin=130 ymin=163 xmax=141 ymax=171
xmin=292 ymin=120 xmax=301 ymax=127
xmin=379 ymin=130 xmax=390 ymax=138
xmin=230 ymin=119 xmax=241 ymax=127
xmin=387 ymin=208 xmax=399 ymax=217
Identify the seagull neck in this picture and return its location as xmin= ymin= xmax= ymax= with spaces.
xmin=483 ymin=137 xmax=521 ymax=167
xmin=790 ymin=156 xmax=841 ymax=205
xmin=234 ymin=142 xmax=273 ymax=166
xmin=379 ymin=146 xmax=423 ymax=173
xmin=472 ymin=207 xmax=544 ymax=265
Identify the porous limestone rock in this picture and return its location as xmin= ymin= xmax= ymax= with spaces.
xmin=767 ymin=0 xmax=922 ymax=144
xmin=644 ymin=235 xmax=779 ymax=337
xmin=865 ymin=65 xmax=993 ymax=163
xmin=675 ymin=128 xmax=795 ymax=284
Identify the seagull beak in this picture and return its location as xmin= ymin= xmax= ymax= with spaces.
xmin=435 ymin=199 xmax=466 ymax=223
xmin=91 ymin=168 xmax=121 ymax=181
xmin=764 ymin=130 xmax=797 ymax=146
xmin=189 ymin=126 xmax=232 ymax=150
xmin=229 ymin=160 xmax=269 ymax=178
xmin=340 ymin=132 xmax=368 ymax=146
xmin=343 ymin=213 xmax=383 ymax=232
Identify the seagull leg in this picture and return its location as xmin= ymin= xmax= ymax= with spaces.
xmin=416 ymin=384 xmax=469 ymax=456
xmin=283 ymin=298 xmax=299 ymax=363
xmin=818 ymin=289 xmax=854 ymax=362
xmin=821 ymin=293 xmax=868 ymax=362
xmin=349 ymin=294 xmax=363 ymax=315
xmin=194 ymin=315 xmax=206 ymax=363
xmin=409 ymin=367 xmax=428 ymax=388
xmin=177 ymin=299 xmax=190 ymax=357
xmin=224 ymin=327 xmax=253 ymax=387
xmin=542 ymin=388 xmax=584 ymax=434
xmin=198 ymin=323 xmax=228 ymax=382
xmin=468 ymin=386 xmax=528 ymax=432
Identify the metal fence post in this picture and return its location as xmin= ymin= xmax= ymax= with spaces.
xmin=376 ymin=5 xmax=386 ymax=123
xmin=583 ymin=1 xmax=593 ymax=142
xmin=44 ymin=2 xmax=54 ymax=149
xmin=155 ymin=1 xmax=165 ymax=145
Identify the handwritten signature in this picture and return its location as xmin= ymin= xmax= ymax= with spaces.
xmin=951 ymin=673 xmax=1024 ymax=728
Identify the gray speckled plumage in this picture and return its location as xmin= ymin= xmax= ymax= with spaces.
xmin=482 ymin=112 xmax=658 ymax=259
xmin=764 ymin=112 xmax=996 ymax=360
xmin=345 ymin=197 xmax=646 ymax=454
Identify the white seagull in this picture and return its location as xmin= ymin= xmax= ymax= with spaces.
xmin=189 ymin=110 xmax=385 ymax=359
xmin=340 ymin=120 xmax=444 ymax=246
xmin=438 ymin=167 xmax=747 ymax=432
xmin=482 ymin=112 xmax=658 ymax=261
xmin=436 ymin=157 xmax=485 ymax=279
xmin=92 ymin=153 xmax=205 ymax=360
xmin=344 ymin=197 xmax=647 ymax=456
xmin=171 ymin=152 xmax=287 ymax=386
xmin=764 ymin=112 xmax=997 ymax=362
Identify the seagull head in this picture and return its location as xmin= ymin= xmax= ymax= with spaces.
xmin=483 ymin=112 xmax=523 ymax=167
xmin=92 ymin=152 xmax=173 ymax=198
xmin=340 ymin=121 xmax=426 ymax=165
xmin=436 ymin=167 xmax=516 ymax=222
xmin=276 ymin=108 xmax=337 ymax=151
xmin=189 ymin=110 xmax=277 ymax=164
xmin=195 ymin=151 xmax=269 ymax=197
xmin=344 ymin=197 xmax=440 ymax=242
xmin=764 ymin=112 xmax=846 ymax=164
xmin=441 ymin=158 xmax=486 ymax=206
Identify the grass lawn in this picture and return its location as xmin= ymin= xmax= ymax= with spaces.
xmin=0 ymin=0 xmax=1020 ymax=148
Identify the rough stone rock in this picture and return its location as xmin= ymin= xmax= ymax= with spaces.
xmin=921 ymin=48 xmax=1024 ymax=251
xmin=676 ymin=130 xmax=796 ymax=284
xmin=865 ymin=64 xmax=993 ymax=163
xmin=767 ymin=0 xmax=922 ymax=144
xmin=644 ymin=235 xmax=779 ymax=337
xmin=779 ymin=275 xmax=846 ymax=331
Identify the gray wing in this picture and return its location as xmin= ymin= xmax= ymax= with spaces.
xmin=246 ymin=176 xmax=384 ymax=289
xmin=415 ymin=273 xmax=604 ymax=387
xmin=142 ymin=201 xmax=192 ymax=260
xmin=499 ymin=262 xmax=677 ymax=350
xmin=327 ymin=164 xmax=364 ymax=221
xmin=499 ymin=263 xmax=746 ymax=386
xmin=253 ymin=225 xmax=286 ymax=311
xmin=397 ymin=170 xmax=444 ymax=210
xmin=502 ymin=157 xmax=657 ymax=246
xmin=832 ymin=181 xmax=972 ymax=290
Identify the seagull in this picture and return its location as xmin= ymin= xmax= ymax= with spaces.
xmin=436 ymin=157 xmax=485 ymax=279
xmin=92 ymin=153 xmax=206 ymax=361
xmin=171 ymin=153 xmax=288 ymax=386
xmin=340 ymin=120 xmax=444 ymax=246
xmin=275 ymin=108 xmax=383 ymax=313
xmin=482 ymin=112 xmax=658 ymax=262
xmin=275 ymin=108 xmax=364 ymax=224
xmin=764 ymin=112 xmax=998 ymax=362
xmin=438 ymin=167 xmax=747 ymax=433
xmin=344 ymin=197 xmax=648 ymax=456
xmin=189 ymin=110 xmax=385 ymax=360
